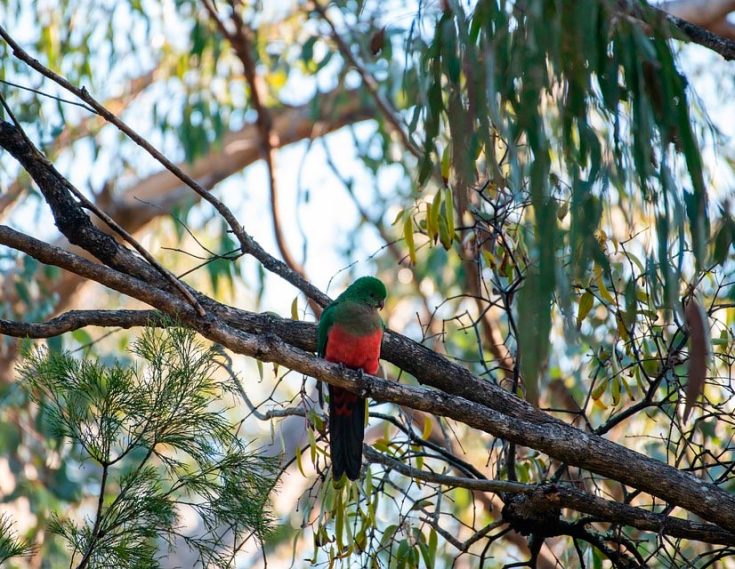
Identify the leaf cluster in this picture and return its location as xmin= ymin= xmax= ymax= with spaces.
xmin=15 ymin=327 xmax=279 ymax=569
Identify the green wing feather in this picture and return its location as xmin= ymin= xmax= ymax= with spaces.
xmin=317 ymin=301 xmax=337 ymax=357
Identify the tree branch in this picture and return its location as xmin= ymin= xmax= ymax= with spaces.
xmin=311 ymin=0 xmax=424 ymax=160
xmin=0 ymin=226 xmax=195 ymax=319
xmin=621 ymin=0 xmax=735 ymax=60
xmin=4 ymin=249 xmax=735 ymax=539
xmin=365 ymin=447 xmax=735 ymax=546
xmin=0 ymin=68 xmax=156 ymax=223
xmin=203 ymin=0 xmax=320 ymax=315
xmin=4 ymin=121 xmax=735 ymax=535
xmin=0 ymin=309 xmax=163 ymax=338
xmin=0 ymin=27 xmax=330 ymax=307
xmin=0 ymin=113 xmax=204 ymax=316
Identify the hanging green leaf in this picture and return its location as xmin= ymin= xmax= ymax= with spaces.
xmin=404 ymin=214 xmax=417 ymax=264
xmin=576 ymin=291 xmax=594 ymax=329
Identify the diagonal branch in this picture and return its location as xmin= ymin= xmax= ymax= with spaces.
xmin=0 ymin=119 xmax=203 ymax=315
xmin=0 ymin=226 xmax=192 ymax=316
xmin=202 ymin=4 xmax=294 ymax=264
xmin=2 ymin=233 xmax=735 ymax=538
xmin=311 ymin=0 xmax=423 ymax=160
xmin=663 ymin=8 xmax=735 ymax=58
xmin=203 ymin=1 xmax=320 ymax=315
xmin=366 ymin=447 xmax=735 ymax=546
xmin=621 ymin=0 xmax=735 ymax=60
xmin=0 ymin=68 xmax=156 ymax=222
xmin=4 ymin=130 xmax=735 ymax=535
xmin=0 ymin=26 xmax=329 ymax=307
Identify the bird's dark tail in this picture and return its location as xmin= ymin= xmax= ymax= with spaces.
xmin=328 ymin=385 xmax=365 ymax=483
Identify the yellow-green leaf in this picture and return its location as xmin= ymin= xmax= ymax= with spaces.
xmin=440 ymin=145 xmax=451 ymax=184
xmin=421 ymin=416 xmax=433 ymax=440
xmin=404 ymin=214 xmax=417 ymax=264
xmin=444 ymin=187 xmax=455 ymax=238
xmin=426 ymin=202 xmax=437 ymax=243
xmin=308 ymin=427 xmax=317 ymax=464
xmin=296 ymin=447 xmax=306 ymax=477
xmin=576 ymin=291 xmax=594 ymax=329
xmin=291 ymin=296 xmax=299 ymax=320
xmin=430 ymin=192 xmax=442 ymax=244
xmin=616 ymin=312 xmax=630 ymax=341
xmin=335 ymin=489 xmax=344 ymax=549
xmin=596 ymin=271 xmax=615 ymax=304
xmin=611 ymin=375 xmax=621 ymax=406
xmin=591 ymin=377 xmax=608 ymax=400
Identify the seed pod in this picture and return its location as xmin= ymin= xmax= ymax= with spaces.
xmin=369 ymin=27 xmax=385 ymax=56
xmin=683 ymin=297 xmax=709 ymax=421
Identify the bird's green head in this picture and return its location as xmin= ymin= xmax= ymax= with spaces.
xmin=339 ymin=276 xmax=387 ymax=309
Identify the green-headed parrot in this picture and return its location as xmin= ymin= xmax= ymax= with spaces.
xmin=317 ymin=276 xmax=387 ymax=483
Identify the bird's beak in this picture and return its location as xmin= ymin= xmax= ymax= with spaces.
xmin=378 ymin=300 xmax=385 ymax=310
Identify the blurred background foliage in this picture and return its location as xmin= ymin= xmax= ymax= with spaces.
xmin=1 ymin=0 xmax=735 ymax=567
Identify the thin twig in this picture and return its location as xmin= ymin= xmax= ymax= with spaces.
xmin=311 ymin=0 xmax=424 ymax=160
xmin=203 ymin=1 xmax=321 ymax=316
xmin=0 ymin=25 xmax=330 ymax=308
xmin=0 ymin=104 xmax=205 ymax=316
xmin=365 ymin=447 xmax=735 ymax=545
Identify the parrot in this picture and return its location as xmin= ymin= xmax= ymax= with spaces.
xmin=317 ymin=276 xmax=387 ymax=484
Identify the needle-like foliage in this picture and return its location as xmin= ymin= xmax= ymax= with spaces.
xmin=0 ymin=515 xmax=34 ymax=564
xmin=15 ymin=327 xmax=278 ymax=569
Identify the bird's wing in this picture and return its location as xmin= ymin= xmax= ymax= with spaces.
xmin=317 ymin=301 xmax=337 ymax=357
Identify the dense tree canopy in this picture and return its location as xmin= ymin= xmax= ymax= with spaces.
xmin=1 ymin=1 xmax=735 ymax=567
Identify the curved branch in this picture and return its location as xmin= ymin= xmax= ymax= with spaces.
xmin=0 ymin=27 xmax=330 ymax=308
xmin=0 ymin=309 xmax=162 ymax=338
xmin=0 ymin=226 xmax=193 ymax=318
xmin=622 ymin=0 xmax=735 ymax=60
xmin=365 ymin=447 xmax=735 ymax=546
xmin=203 ymin=1 xmax=320 ymax=315
xmin=4 ymin=129 xmax=735 ymax=535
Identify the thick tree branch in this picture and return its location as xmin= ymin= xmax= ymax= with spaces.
xmin=0 ymin=115 xmax=204 ymax=315
xmin=41 ymin=89 xmax=371 ymax=317
xmin=179 ymin=319 xmax=735 ymax=535
xmin=365 ymin=447 xmax=735 ymax=545
xmin=663 ymin=10 xmax=735 ymax=59
xmin=0 ymin=122 xmax=164 ymax=287
xmin=3 ymin=260 xmax=735 ymax=538
xmin=4 ymin=115 xmax=735 ymax=535
xmin=0 ymin=226 xmax=193 ymax=318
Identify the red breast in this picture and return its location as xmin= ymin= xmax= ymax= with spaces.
xmin=325 ymin=324 xmax=383 ymax=375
